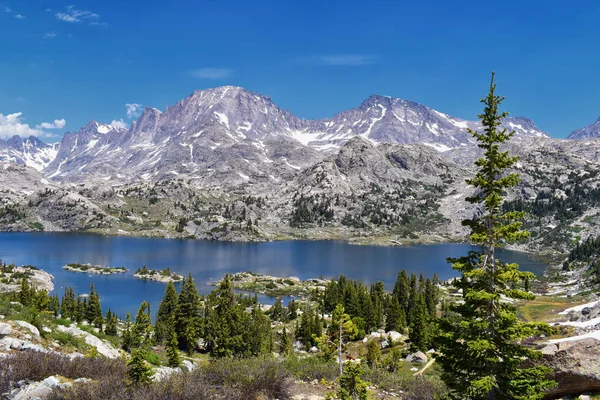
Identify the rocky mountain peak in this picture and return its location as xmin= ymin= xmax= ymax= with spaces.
xmin=568 ymin=116 xmax=600 ymax=140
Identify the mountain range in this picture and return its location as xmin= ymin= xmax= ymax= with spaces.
xmin=0 ymin=86 xmax=561 ymax=184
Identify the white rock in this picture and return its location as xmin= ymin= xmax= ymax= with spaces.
xmin=56 ymin=325 xmax=119 ymax=359
xmin=181 ymin=359 xmax=197 ymax=371
xmin=386 ymin=331 xmax=402 ymax=343
xmin=406 ymin=351 xmax=428 ymax=363
xmin=153 ymin=366 xmax=180 ymax=382
xmin=14 ymin=321 xmax=40 ymax=341
xmin=0 ymin=322 xmax=12 ymax=336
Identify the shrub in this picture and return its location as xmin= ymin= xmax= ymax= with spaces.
xmin=283 ymin=357 xmax=338 ymax=381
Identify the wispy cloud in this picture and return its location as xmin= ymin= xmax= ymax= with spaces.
xmin=110 ymin=119 xmax=128 ymax=129
xmin=192 ymin=68 xmax=234 ymax=79
xmin=0 ymin=112 xmax=65 ymax=139
xmin=13 ymin=13 xmax=25 ymax=19
xmin=301 ymin=54 xmax=379 ymax=66
xmin=3 ymin=5 xmax=11 ymax=13
xmin=126 ymin=103 xmax=142 ymax=119
xmin=43 ymin=32 xmax=57 ymax=40
xmin=56 ymin=5 xmax=104 ymax=26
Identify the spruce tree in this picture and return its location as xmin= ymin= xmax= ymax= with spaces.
xmin=175 ymin=274 xmax=202 ymax=353
xmin=131 ymin=301 xmax=153 ymax=349
xmin=86 ymin=284 xmax=103 ymax=326
xmin=61 ymin=287 xmax=76 ymax=320
xmin=166 ymin=320 xmax=181 ymax=367
xmin=436 ymin=72 xmax=556 ymax=399
xmin=155 ymin=281 xmax=178 ymax=344
xmin=122 ymin=312 xmax=133 ymax=352
xmin=279 ymin=326 xmax=293 ymax=356
xmin=127 ymin=348 xmax=153 ymax=385
xmin=104 ymin=309 xmax=118 ymax=336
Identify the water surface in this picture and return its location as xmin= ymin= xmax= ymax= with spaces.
xmin=0 ymin=232 xmax=547 ymax=318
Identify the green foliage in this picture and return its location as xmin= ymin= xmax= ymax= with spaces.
xmin=131 ymin=301 xmax=153 ymax=350
xmin=85 ymin=284 xmax=103 ymax=328
xmin=127 ymin=348 xmax=153 ymax=385
xmin=166 ymin=323 xmax=181 ymax=368
xmin=436 ymin=72 xmax=557 ymax=400
xmin=175 ymin=274 xmax=202 ymax=354
xmin=155 ymin=281 xmax=178 ymax=344
xmin=365 ymin=340 xmax=381 ymax=368
xmin=104 ymin=309 xmax=118 ymax=336
xmin=278 ymin=326 xmax=294 ymax=357
xmin=327 ymin=362 xmax=370 ymax=400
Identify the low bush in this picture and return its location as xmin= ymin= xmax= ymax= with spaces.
xmin=283 ymin=356 xmax=338 ymax=381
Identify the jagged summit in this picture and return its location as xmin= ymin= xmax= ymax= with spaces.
xmin=568 ymin=116 xmax=600 ymax=140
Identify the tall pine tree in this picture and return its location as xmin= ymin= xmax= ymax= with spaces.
xmin=436 ymin=72 xmax=556 ymax=399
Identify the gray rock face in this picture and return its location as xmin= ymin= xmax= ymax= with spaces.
xmin=0 ymin=135 xmax=59 ymax=172
xmin=14 ymin=321 xmax=40 ymax=341
xmin=537 ymin=338 xmax=600 ymax=399
xmin=38 ymin=86 xmax=547 ymax=185
xmin=568 ymin=117 xmax=600 ymax=140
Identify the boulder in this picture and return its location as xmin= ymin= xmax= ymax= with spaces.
xmin=182 ymin=359 xmax=197 ymax=371
xmin=538 ymin=338 xmax=600 ymax=399
xmin=14 ymin=321 xmax=40 ymax=341
xmin=56 ymin=325 xmax=119 ymax=359
xmin=0 ymin=322 xmax=11 ymax=337
xmin=386 ymin=331 xmax=402 ymax=343
xmin=12 ymin=375 xmax=62 ymax=400
xmin=406 ymin=351 xmax=428 ymax=363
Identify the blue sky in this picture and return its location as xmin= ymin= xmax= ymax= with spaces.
xmin=1 ymin=0 xmax=599 ymax=141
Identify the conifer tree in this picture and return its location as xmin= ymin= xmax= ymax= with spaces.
xmin=408 ymin=292 xmax=432 ymax=351
xmin=86 ymin=284 xmax=103 ymax=327
xmin=131 ymin=301 xmax=153 ymax=349
xmin=166 ymin=320 xmax=181 ymax=367
xmin=436 ymin=72 xmax=556 ymax=399
xmin=127 ymin=348 xmax=153 ymax=385
xmin=155 ymin=281 xmax=178 ymax=344
xmin=61 ymin=287 xmax=76 ymax=320
xmin=105 ymin=309 xmax=118 ymax=336
xmin=175 ymin=274 xmax=202 ymax=353
xmin=279 ymin=326 xmax=294 ymax=356
xmin=365 ymin=339 xmax=382 ymax=368
xmin=19 ymin=277 xmax=32 ymax=307
xmin=122 ymin=312 xmax=133 ymax=352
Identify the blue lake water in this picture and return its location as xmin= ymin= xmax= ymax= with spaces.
xmin=0 ymin=232 xmax=548 ymax=319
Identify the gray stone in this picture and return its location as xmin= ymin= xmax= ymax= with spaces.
xmin=14 ymin=320 xmax=40 ymax=341
xmin=0 ymin=322 xmax=11 ymax=336
xmin=406 ymin=351 xmax=428 ymax=363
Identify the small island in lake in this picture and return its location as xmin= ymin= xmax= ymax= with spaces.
xmin=211 ymin=271 xmax=328 ymax=297
xmin=63 ymin=263 xmax=127 ymax=275
xmin=133 ymin=266 xmax=183 ymax=283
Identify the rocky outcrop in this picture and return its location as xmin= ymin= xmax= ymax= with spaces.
xmin=406 ymin=351 xmax=428 ymax=363
xmin=14 ymin=321 xmax=40 ymax=342
xmin=56 ymin=325 xmax=120 ymax=359
xmin=0 ymin=267 xmax=54 ymax=294
xmin=538 ymin=338 xmax=600 ymax=399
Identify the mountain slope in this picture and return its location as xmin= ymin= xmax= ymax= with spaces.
xmin=0 ymin=136 xmax=59 ymax=172
xmin=41 ymin=86 xmax=549 ymax=184
xmin=568 ymin=117 xmax=600 ymax=140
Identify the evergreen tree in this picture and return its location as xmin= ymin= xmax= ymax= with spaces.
xmin=175 ymin=274 xmax=202 ymax=353
xmin=365 ymin=339 xmax=382 ymax=368
xmin=122 ymin=312 xmax=133 ymax=352
xmin=75 ymin=295 xmax=86 ymax=323
xmin=436 ymin=73 xmax=556 ymax=399
xmin=287 ymin=299 xmax=298 ymax=320
xmin=269 ymin=297 xmax=285 ymax=322
xmin=104 ymin=309 xmax=118 ymax=336
xmin=155 ymin=281 xmax=178 ymax=344
xmin=408 ymin=292 xmax=431 ymax=351
xmin=385 ymin=297 xmax=406 ymax=333
xmin=279 ymin=326 xmax=293 ymax=356
xmin=86 ymin=284 xmax=103 ymax=327
xmin=18 ymin=277 xmax=32 ymax=307
xmin=127 ymin=349 xmax=153 ymax=385
xmin=61 ymin=287 xmax=76 ymax=320
xmin=131 ymin=301 xmax=153 ymax=349
xmin=392 ymin=270 xmax=410 ymax=316
xmin=246 ymin=306 xmax=273 ymax=356
xmin=166 ymin=320 xmax=181 ymax=367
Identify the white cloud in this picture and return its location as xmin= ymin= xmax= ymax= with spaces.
xmin=14 ymin=13 xmax=25 ymax=19
xmin=43 ymin=32 xmax=57 ymax=39
xmin=37 ymin=119 xmax=66 ymax=129
xmin=0 ymin=112 xmax=65 ymax=139
xmin=302 ymin=54 xmax=379 ymax=66
xmin=3 ymin=6 xmax=11 ymax=12
xmin=192 ymin=68 xmax=234 ymax=79
xmin=56 ymin=5 xmax=101 ymax=25
xmin=110 ymin=119 xmax=128 ymax=129
xmin=126 ymin=103 xmax=142 ymax=119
